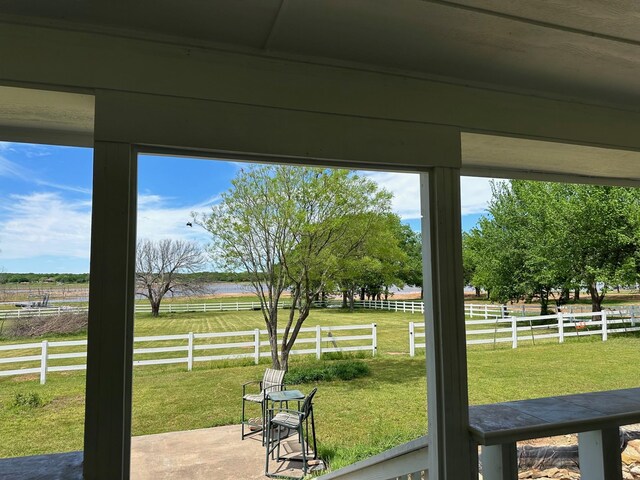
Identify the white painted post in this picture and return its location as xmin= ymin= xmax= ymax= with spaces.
xmin=409 ymin=322 xmax=415 ymax=357
xmin=602 ymin=311 xmax=608 ymax=341
xmin=40 ymin=340 xmax=48 ymax=385
xmin=484 ymin=305 xmax=488 ymax=320
xmin=169 ymin=304 xmax=173 ymax=313
xmin=316 ymin=325 xmax=322 ymax=360
xmin=187 ymin=332 xmax=194 ymax=371
xmin=558 ymin=313 xmax=564 ymax=343
xmin=511 ymin=317 xmax=518 ymax=349
xmin=578 ymin=428 xmax=622 ymax=480
xmin=469 ymin=304 xmax=473 ymax=318
xmin=203 ymin=303 xmax=207 ymax=312
xmin=411 ymin=302 xmax=415 ymax=314
xmin=372 ymin=323 xmax=377 ymax=357
xmin=254 ymin=329 xmax=260 ymax=364
xmin=632 ymin=305 xmax=636 ymax=327
xmin=395 ymin=301 xmax=398 ymax=312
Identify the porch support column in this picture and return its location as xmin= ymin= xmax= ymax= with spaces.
xmin=578 ymin=428 xmax=623 ymax=480
xmin=83 ymin=141 xmax=137 ymax=480
xmin=421 ymin=167 xmax=472 ymax=479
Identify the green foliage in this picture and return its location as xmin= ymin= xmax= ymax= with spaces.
xmin=197 ymin=165 xmax=394 ymax=370
xmin=2 ymin=273 xmax=89 ymax=284
xmin=12 ymin=392 xmax=43 ymax=409
xmin=286 ymin=360 xmax=370 ymax=384
xmin=466 ymin=180 xmax=640 ymax=312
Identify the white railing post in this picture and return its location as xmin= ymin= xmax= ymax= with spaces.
xmin=411 ymin=302 xmax=415 ymax=314
xmin=484 ymin=305 xmax=488 ymax=319
xmin=602 ymin=311 xmax=608 ymax=341
xmin=372 ymin=323 xmax=377 ymax=356
xmin=395 ymin=301 xmax=398 ymax=312
xmin=632 ymin=305 xmax=636 ymax=327
xmin=254 ymin=329 xmax=260 ymax=364
xmin=409 ymin=322 xmax=415 ymax=357
xmin=469 ymin=304 xmax=473 ymax=318
xmin=511 ymin=317 xmax=518 ymax=349
xmin=316 ymin=325 xmax=322 ymax=360
xmin=40 ymin=340 xmax=48 ymax=385
xmin=558 ymin=313 xmax=564 ymax=343
xmin=187 ymin=332 xmax=194 ymax=371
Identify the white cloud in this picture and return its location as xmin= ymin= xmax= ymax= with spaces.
xmin=136 ymin=194 xmax=218 ymax=245
xmin=361 ymin=171 xmax=496 ymax=218
xmin=0 ymin=192 xmax=92 ymax=259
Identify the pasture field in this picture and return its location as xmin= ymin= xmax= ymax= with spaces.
xmin=0 ymin=308 xmax=639 ymax=471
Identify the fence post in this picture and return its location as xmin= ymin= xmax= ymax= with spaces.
xmin=469 ymin=304 xmax=473 ymax=318
xmin=558 ymin=313 xmax=564 ymax=343
xmin=602 ymin=311 xmax=608 ymax=341
xmin=316 ymin=325 xmax=322 ymax=360
xmin=395 ymin=301 xmax=398 ymax=312
xmin=511 ymin=317 xmax=518 ymax=349
xmin=411 ymin=303 xmax=415 ymax=314
xmin=409 ymin=322 xmax=415 ymax=357
xmin=40 ymin=340 xmax=48 ymax=385
xmin=187 ymin=332 xmax=194 ymax=371
xmin=372 ymin=323 xmax=377 ymax=357
xmin=254 ymin=329 xmax=260 ymax=364
xmin=484 ymin=305 xmax=488 ymax=320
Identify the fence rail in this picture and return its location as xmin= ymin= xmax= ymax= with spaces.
xmin=409 ymin=309 xmax=640 ymax=356
xmin=0 ymin=323 xmax=376 ymax=384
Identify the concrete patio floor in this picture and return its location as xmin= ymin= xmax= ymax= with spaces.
xmin=0 ymin=425 xmax=322 ymax=479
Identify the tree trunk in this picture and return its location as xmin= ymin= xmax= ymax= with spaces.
xmin=360 ymin=287 xmax=365 ymax=301
xmin=539 ymin=289 xmax=550 ymax=316
xmin=151 ymin=300 xmax=161 ymax=317
xmin=475 ymin=286 xmax=481 ymax=297
xmin=342 ymin=290 xmax=348 ymax=308
xmin=574 ymin=287 xmax=580 ymax=301
xmin=349 ymin=290 xmax=355 ymax=312
xmin=280 ymin=349 xmax=290 ymax=372
xmin=268 ymin=330 xmax=281 ymax=369
xmin=588 ymin=282 xmax=603 ymax=312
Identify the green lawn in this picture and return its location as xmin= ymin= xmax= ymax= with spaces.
xmin=1 ymin=308 xmax=639 ymax=472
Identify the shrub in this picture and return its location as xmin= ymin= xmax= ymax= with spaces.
xmin=6 ymin=313 xmax=87 ymax=338
xmin=286 ymin=360 xmax=370 ymax=384
xmin=12 ymin=392 xmax=43 ymax=409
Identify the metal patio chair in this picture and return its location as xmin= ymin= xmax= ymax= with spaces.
xmin=265 ymin=387 xmax=318 ymax=478
xmin=241 ymin=368 xmax=286 ymax=441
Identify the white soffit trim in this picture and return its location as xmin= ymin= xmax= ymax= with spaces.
xmin=0 ymin=86 xmax=94 ymax=146
xmin=462 ymin=132 xmax=640 ymax=186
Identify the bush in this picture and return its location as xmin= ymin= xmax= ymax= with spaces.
xmin=286 ymin=360 xmax=370 ymax=384
xmin=12 ymin=392 xmax=43 ymax=409
xmin=6 ymin=313 xmax=87 ymax=338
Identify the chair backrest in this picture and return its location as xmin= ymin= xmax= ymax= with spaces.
xmin=300 ymin=387 xmax=318 ymax=420
xmin=263 ymin=368 xmax=285 ymax=393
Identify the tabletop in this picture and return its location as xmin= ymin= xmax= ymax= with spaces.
xmin=268 ymin=389 xmax=305 ymax=402
xmin=469 ymin=387 xmax=640 ymax=445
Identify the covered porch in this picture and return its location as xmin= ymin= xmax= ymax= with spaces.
xmin=1 ymin=2 xmax=640 ymax=479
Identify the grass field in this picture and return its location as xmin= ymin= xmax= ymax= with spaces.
xmin=1 ymin=307 xmax=639 ymax=471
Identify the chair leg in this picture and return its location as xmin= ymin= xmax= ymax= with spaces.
xmin=300 ymin=425 xmax=307 ymax=476
xmin=311 ymin=410 xmax=317 ymax=459
xmin=265 ymin=418 xmax=270 ymax=475
xmin=241 ymin=398 xmax=246 ymax=440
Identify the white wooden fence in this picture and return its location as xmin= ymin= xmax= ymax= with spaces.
xmin=0 ymin=323 xmax=376 ymax=384
xmin=409 ymin=309 xmax=640 ymax=356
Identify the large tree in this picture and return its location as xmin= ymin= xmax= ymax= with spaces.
xmin=135 ymin=238 xmax=206 ymax=317
xmin=198 ymin=165 xmax=392 ymax=370
xmin=468 ymin=180 xmax=640 ymax=313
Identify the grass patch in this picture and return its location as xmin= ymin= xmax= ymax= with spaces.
xmin=11 ymin=392 xmax=43 ymax=409
xmin=286 ymin=359 xmax=370 ymax=384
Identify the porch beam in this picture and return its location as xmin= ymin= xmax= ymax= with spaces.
xmin=421 ymin=166 xmax=472 ymax=479
xmin=83 ymin=141 xmax=137 ymax=480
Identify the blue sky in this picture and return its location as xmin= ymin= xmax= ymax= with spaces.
xmin=0 ymin=143 xmax=495 ymax=273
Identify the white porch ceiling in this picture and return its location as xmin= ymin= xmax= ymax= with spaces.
xmin=1 ymin=1 xmax=640 ymax=109
xmin=1 ymin=2 xmax=640 ymax=183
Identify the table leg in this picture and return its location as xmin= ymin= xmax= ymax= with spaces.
xmin=578 ymin=428 xmax=622 ymax=480
xmin=481 ymin=443 xmax=517 ymax=480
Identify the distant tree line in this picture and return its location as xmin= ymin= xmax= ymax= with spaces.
xmin=464 ymin=180 xmax=640 ymax=314
xmin=1 ymin=273 xmax=90 ymax=284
